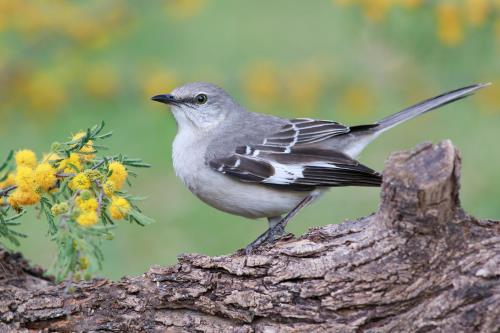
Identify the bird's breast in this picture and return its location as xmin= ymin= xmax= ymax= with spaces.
xmin=172 ymin=130 xmax=207 ymax=192
xmin=171 ymin=130 xmax=309 ymax=219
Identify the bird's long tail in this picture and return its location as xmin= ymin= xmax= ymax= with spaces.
xmin=374 ymin=83 xmax=490 ymax=133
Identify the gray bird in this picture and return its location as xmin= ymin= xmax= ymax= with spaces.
xmin=151 ymin=82 xmax=488 ymax=253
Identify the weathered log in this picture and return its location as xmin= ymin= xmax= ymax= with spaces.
xmin=0 ymin=140 xmax=499 ymax=332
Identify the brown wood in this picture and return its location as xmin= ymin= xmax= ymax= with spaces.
xmin=1 ymin=140 xmax=499 ymax=332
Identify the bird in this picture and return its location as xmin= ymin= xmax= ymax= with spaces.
xmin=151 ymin=82 xmax=489 ymax=253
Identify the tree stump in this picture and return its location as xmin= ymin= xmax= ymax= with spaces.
xmin=0 ymin=140 xmax=499 ymax=332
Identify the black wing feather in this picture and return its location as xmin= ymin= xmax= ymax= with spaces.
xmin=209 ymin=144 xmax=382 ymax=190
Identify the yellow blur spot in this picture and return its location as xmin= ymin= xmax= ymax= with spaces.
xmin=496 ymin=20 xmax=500 ymax=40
xmin=476 ymin=81 xmax=500 ymax=113
xmin=143 ymin=70 xmax=178 ymax=100
xmin=397 ymin=0 xmax=422 ymax=9
xmin=84 ymin=66 xmax=119 ymax=100
xmin=339 ymin=85 xmax=375 ymax=117
xmin=284 ymin=66 xmax=323 ymax=114
xmin=465 ymin=0 xmax=489 ymax=27
xmin=26 ymin=71 xmax=66 ymax=112
xmin=165 ymin=0 xmax=206 ymax=20
xmin=362 ymin=0 xmax=391 ymax=22
xmin=437 ymin=3 xmax=464 ymax=46
xmin=243 ymin=61 xmax=280 ymax=105
xmin=334 ymin=0 xmax=357 ymax=6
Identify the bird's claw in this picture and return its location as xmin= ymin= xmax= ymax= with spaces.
xmin=244 ymin=222 xmax=286 ymax=254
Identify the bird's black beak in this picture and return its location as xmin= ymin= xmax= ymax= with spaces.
xmin=151 ymin=94 xmax=177 ymax=105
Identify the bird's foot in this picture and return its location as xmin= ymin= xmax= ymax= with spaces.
xmin=244 ymin=223 xmax=286 ymax=255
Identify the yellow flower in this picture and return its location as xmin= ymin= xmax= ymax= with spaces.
xmin=437 ymin=3 xmax=464 ymax=46
xmin=72 ymin=132 xmax=96 ymax=161
xmin=84 ymin=169 xmax=102 ymax=182
xmin=15 ymin=166 xmax=38 ymax=191
xmin=59 ymin=153 xmax=82 ymax=174
xmin=79 ymin=256 xmax=90 ymax=270
xmin=15 ymin=149 xmax=37 ymax=168
xmin=76 ymin=211 xmax=98 ymax=227
xmin=0 ymin=173 xmax=16 ymax=189
xmin=41 ymin=152 xmax=61 ymax=163
xmin=34 ymin=163 xmax=57 ymax=191
xmin=69 ymin=173 xmax=91 ymax=191
xmin=76 ymin=196 xmax=98 ymax=212
xmin=8 ymin=188 xmax=40 ymax=207
xmin=102 ymin=180 xmax=115 ymax=197
xmin=108 ymin=161 xmax=127 ymax=190
xmin=51 ymin=202 xmax=69 ymax=216
xmin=108 ymin=196 xmax=131 ymax=220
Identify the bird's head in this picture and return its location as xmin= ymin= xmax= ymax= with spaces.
xmin=151 ymin=82 xmax=239 ymax=130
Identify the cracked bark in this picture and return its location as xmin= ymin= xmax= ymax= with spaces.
xmin=1 ymin=140 xmax=499 ymax=333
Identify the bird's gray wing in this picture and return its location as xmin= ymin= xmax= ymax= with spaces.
xmin=208 ymin=145 xmax=382 ymax=191
xmin=262 ymin=118 xmax=353 ymax=148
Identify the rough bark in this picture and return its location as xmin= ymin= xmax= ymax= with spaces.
xmin=0 ymin=140 xmax=499 ymax=333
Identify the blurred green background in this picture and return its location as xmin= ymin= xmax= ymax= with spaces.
xmin=1 ymin=0 xmax=499 ymax=279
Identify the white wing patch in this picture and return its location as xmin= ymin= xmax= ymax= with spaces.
xmin=262 ymin=161 xmax=338 ymax=185
xmin=263 ymin=162 xmax=304 ymax=185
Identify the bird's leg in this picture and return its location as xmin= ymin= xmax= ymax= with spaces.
xmin=245 ymin=192 xmax=319 ymax=254
xmin=245 ymin=216 xmax=283 ymax=254
xmin=267 ymin=216 xmax=286 ymax=240
xmin=271 ymin=192 xmax=319 ymax=233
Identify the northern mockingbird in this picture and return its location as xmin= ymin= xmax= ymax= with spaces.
xmin=151 ymin=82 xmax=488 ymax=253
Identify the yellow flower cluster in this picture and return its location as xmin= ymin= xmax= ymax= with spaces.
xmin=5 ymin=150 xmax=57 ymax=209
xmin=69 ymin=173 xmax=92 ymax=191
xmin=108 ymin=196 xmax=131 ymax=220
xmin=106 ymin=161 xmax=128 ymax=194
xmin=77 ymin=211 xmax=99 ymax=227
xmin=35 ymin=163 xmax=58 ymax=191
xmin=72 ymin=132 xmax=96 ymax=161
xmin=58 ymin=153 xmax=82 ymax=174
xmin=51 ymin=202 xmax=69 ymax=216
xmin=76 ymin=195 xmax=99 ymax=227
xmin=0 ymin=173 xmax=15 ymax=188
xmin=15 ymin=149 xmax=37 ymax=168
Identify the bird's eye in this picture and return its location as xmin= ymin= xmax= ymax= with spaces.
xmin=195 ymin=93 xmax=208 ymax=104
